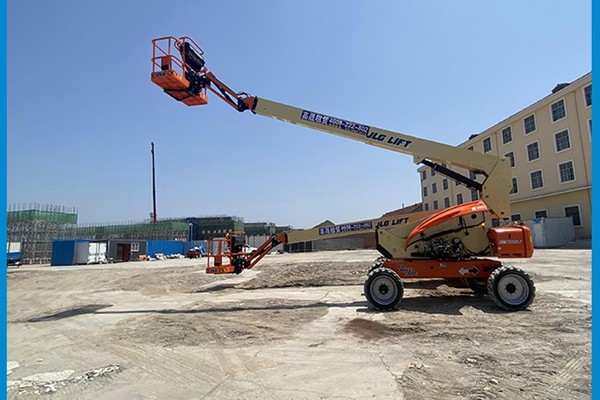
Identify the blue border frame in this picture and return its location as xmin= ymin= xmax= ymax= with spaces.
xmin=591 ymin=0 xmax=597 ymax=396
xmin=1 ymin=0 xmax=7 ymax=392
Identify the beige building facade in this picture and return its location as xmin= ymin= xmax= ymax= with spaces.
xmin=418 ymin=72 xmax=591 ymax=238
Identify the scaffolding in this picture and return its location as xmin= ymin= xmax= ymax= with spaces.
xmin=244 ymin=222 xmax=276 ymax=236
xmin=74 ymin=220 xmax=189 ymax=241
xmin=7 ymin=204 xmax=192 ymax=264
xmin=7 ymin=204 xmax=78 ymax=264
xmin=187 ymin=215 xmax=244 ymax=240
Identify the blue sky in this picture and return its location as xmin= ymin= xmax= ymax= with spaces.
xmin=7 ymin=1 xmax=591 ymax=228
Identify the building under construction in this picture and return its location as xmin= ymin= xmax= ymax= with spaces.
xmin=7 ymin=204 xmax=79 ymax=264
xmin=8 ymin=204 xmax=190 ymax=264
xmin=74 ymin=220 xmax=189 ymax=241
xmin=7 ymin=204 xmax=292 ymax=264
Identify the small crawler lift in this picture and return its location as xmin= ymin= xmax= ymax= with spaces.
xmin=151 ymin=36 xmax=536 ymax=312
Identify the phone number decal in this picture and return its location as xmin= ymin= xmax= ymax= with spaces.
xmin=301 ymin=110 xmax=370 ymax=135
xmin=319 ymin=222 xmax=373 ymax=236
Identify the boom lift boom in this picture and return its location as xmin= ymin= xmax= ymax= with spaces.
xmin=151 ymin=36 xmax=536 ymax=311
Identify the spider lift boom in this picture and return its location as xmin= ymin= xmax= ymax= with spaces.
xmin=150 ymin=36 xmax=535 ymax=311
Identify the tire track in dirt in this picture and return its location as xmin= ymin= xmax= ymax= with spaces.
xmin=109 ymin=342 xmax=225 ymax=392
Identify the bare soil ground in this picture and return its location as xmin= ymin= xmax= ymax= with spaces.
xmin=7 ymin=249 xmax=590 ymax=399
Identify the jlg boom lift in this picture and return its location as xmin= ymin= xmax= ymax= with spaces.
xmin=150 ymin=36 xmax=536 ymax=311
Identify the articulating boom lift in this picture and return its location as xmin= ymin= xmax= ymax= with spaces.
xmin=151 ymin=36 xmax=536 ymax=311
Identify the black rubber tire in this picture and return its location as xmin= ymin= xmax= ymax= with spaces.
xmin=463 ymin=278 xmax=489 ymax=294
xmin=367 ymin=257 xmax=387 ymax=275
xmin=364 ymin=267 xmax=404 ymax=311
xmin=487 ymin=266 xmax=535 ymax=311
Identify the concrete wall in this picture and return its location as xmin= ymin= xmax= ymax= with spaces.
xmin=312 ymin=238 xmax=364 ymax=251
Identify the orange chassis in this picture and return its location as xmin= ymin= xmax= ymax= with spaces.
xmin=380 ymin=258 xmax=501 ymax=281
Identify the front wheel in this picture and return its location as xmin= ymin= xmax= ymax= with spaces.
xmin=463 ymin=278 xmax=489 ymax=294
xmin=364 ymin=267 xmax=404 ymax=311
xmin=487 ymin=266 xmax=535 ymax=311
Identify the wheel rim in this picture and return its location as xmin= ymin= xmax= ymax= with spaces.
xmin=370 ymin=275 xmax=398 ymax=305
xmin=497 ymin=274 xmax=530 ymax=305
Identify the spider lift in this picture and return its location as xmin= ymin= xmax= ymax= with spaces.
xmin=150 ymin=36 xmax=535 ymax=311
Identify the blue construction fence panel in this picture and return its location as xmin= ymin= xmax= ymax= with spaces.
xmin=144 ymin=241 xmax=209 ymax=258
xmin=147 ymin=240 xmax=184 ymax=258
xmin=51 ymin=240 xmax=88 ymax=266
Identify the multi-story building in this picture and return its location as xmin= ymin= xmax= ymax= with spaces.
xmin=418 ymin=72 xmax=591 ymax=238
xmin=7 ymin=204 xmax=79 ymax=264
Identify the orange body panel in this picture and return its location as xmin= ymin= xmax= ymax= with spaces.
xmin=383 ymin=258 xmax=502 ymax=280
xmin=206 ymin=265 xmax=236 ymax=274
xmin=404 ymin=200 xmax=488 ymax=249
xmin=151 ymin=70 xmax=208 ymax=106
xmin=151 ymin=70 xmax=189 ymax=89
xmin=181 ymin=93 xmax=209 ymax=106
xmin=488 ymin=226 xmax=534 ymax=258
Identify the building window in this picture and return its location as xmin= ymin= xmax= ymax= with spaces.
xmin=483 ymin=137 xmax=492 ymax=153
xmin=510 ymin=177 xmax=518 ymax=194
xmin=554 ymin=129 xmax=571 ymax=152
xmin=558 ymin=160 xmax=575 ymax=183
xmin=550 ymin=99 xmax=566 ymax=122
xmin=423 ymin=186 xmax=428 ymax=197
xmin=421 ymin=170 xmax=427 ymax=181
xmin=442 ymin=179 xmax=448 ymax=190
xmin=131 ymin=242 xmax=140 ymax=252
xmin=505 ymin=151 xmax=515 ymax=168
xmin=444 ymin=197 xmax=450 ymax=208
xmin=511 ymin=214 xmax=522 ymax=222
xmin=431 ymin=168 xmax=436 ymax=176
xmin=530 ymin=170 xmax=544 ymax=190
xmin=424 ymin=203 xmax=429 ymax=211
xmin=432 ymin=182 xmax=437 ymax=194
xmin=527 ymin=142 xmax=540 ymax=162
xmin=469 ymin=170 xmax=477 ymax=180
xmin=471 ymin=189 xmax=479 ymax=201
xmin=584 ymin=85 xmax=592 ymax=107
xmin=564 ymin=205 xmax=582 ymax=227
xmin=433 ymin=200 xmax=439 ymax=210
xmin=502 ymin=127 xmax=512 ymax=145
xmin=456 ymin=193 xmax=463 ymax=205
xmin=534 ymin=210 xmax=548 ymax=219
xmin=524 ymin=114 xmax=536 ymax=134
xmin=588 ymin=119 xmax=592 ymax=141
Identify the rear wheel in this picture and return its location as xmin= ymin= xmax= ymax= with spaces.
xmin=367 ymin=257 xmax=387 ymax=275
xmin=463 ymin=278 xmax=489 ymax=294
xmin=487 ymin=266 xmax=535 ymax=311
xmin=364 ymin=267 xmax=404 ymax=311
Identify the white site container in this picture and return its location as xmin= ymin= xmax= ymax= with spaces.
xmin=74 ymin=241 xmax=90 ymax=265
xmin=7 ymin=242 xmax=21 ymax=253
xmin=524 ymin=217 xmax=575 ymax=248
xmin=87 ymin=242 xmax=108 ymax=264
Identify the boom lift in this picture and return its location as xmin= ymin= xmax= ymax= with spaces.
xmin=151 ymin=36 xmax=536 ymax=311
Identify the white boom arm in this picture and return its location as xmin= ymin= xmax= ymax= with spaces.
xmin=250 ymin=97 xmax=512 ymax=218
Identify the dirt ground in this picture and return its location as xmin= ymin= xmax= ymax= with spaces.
xmin=7 ymin=248 xmax=590 ymax=399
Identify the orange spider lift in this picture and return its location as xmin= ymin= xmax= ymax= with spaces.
xmin=151 ymin=36 xmax=535 ymax=311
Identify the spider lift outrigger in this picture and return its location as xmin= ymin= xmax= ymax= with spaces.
xmin=150 ymin=36 xmax=536 ymax=311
